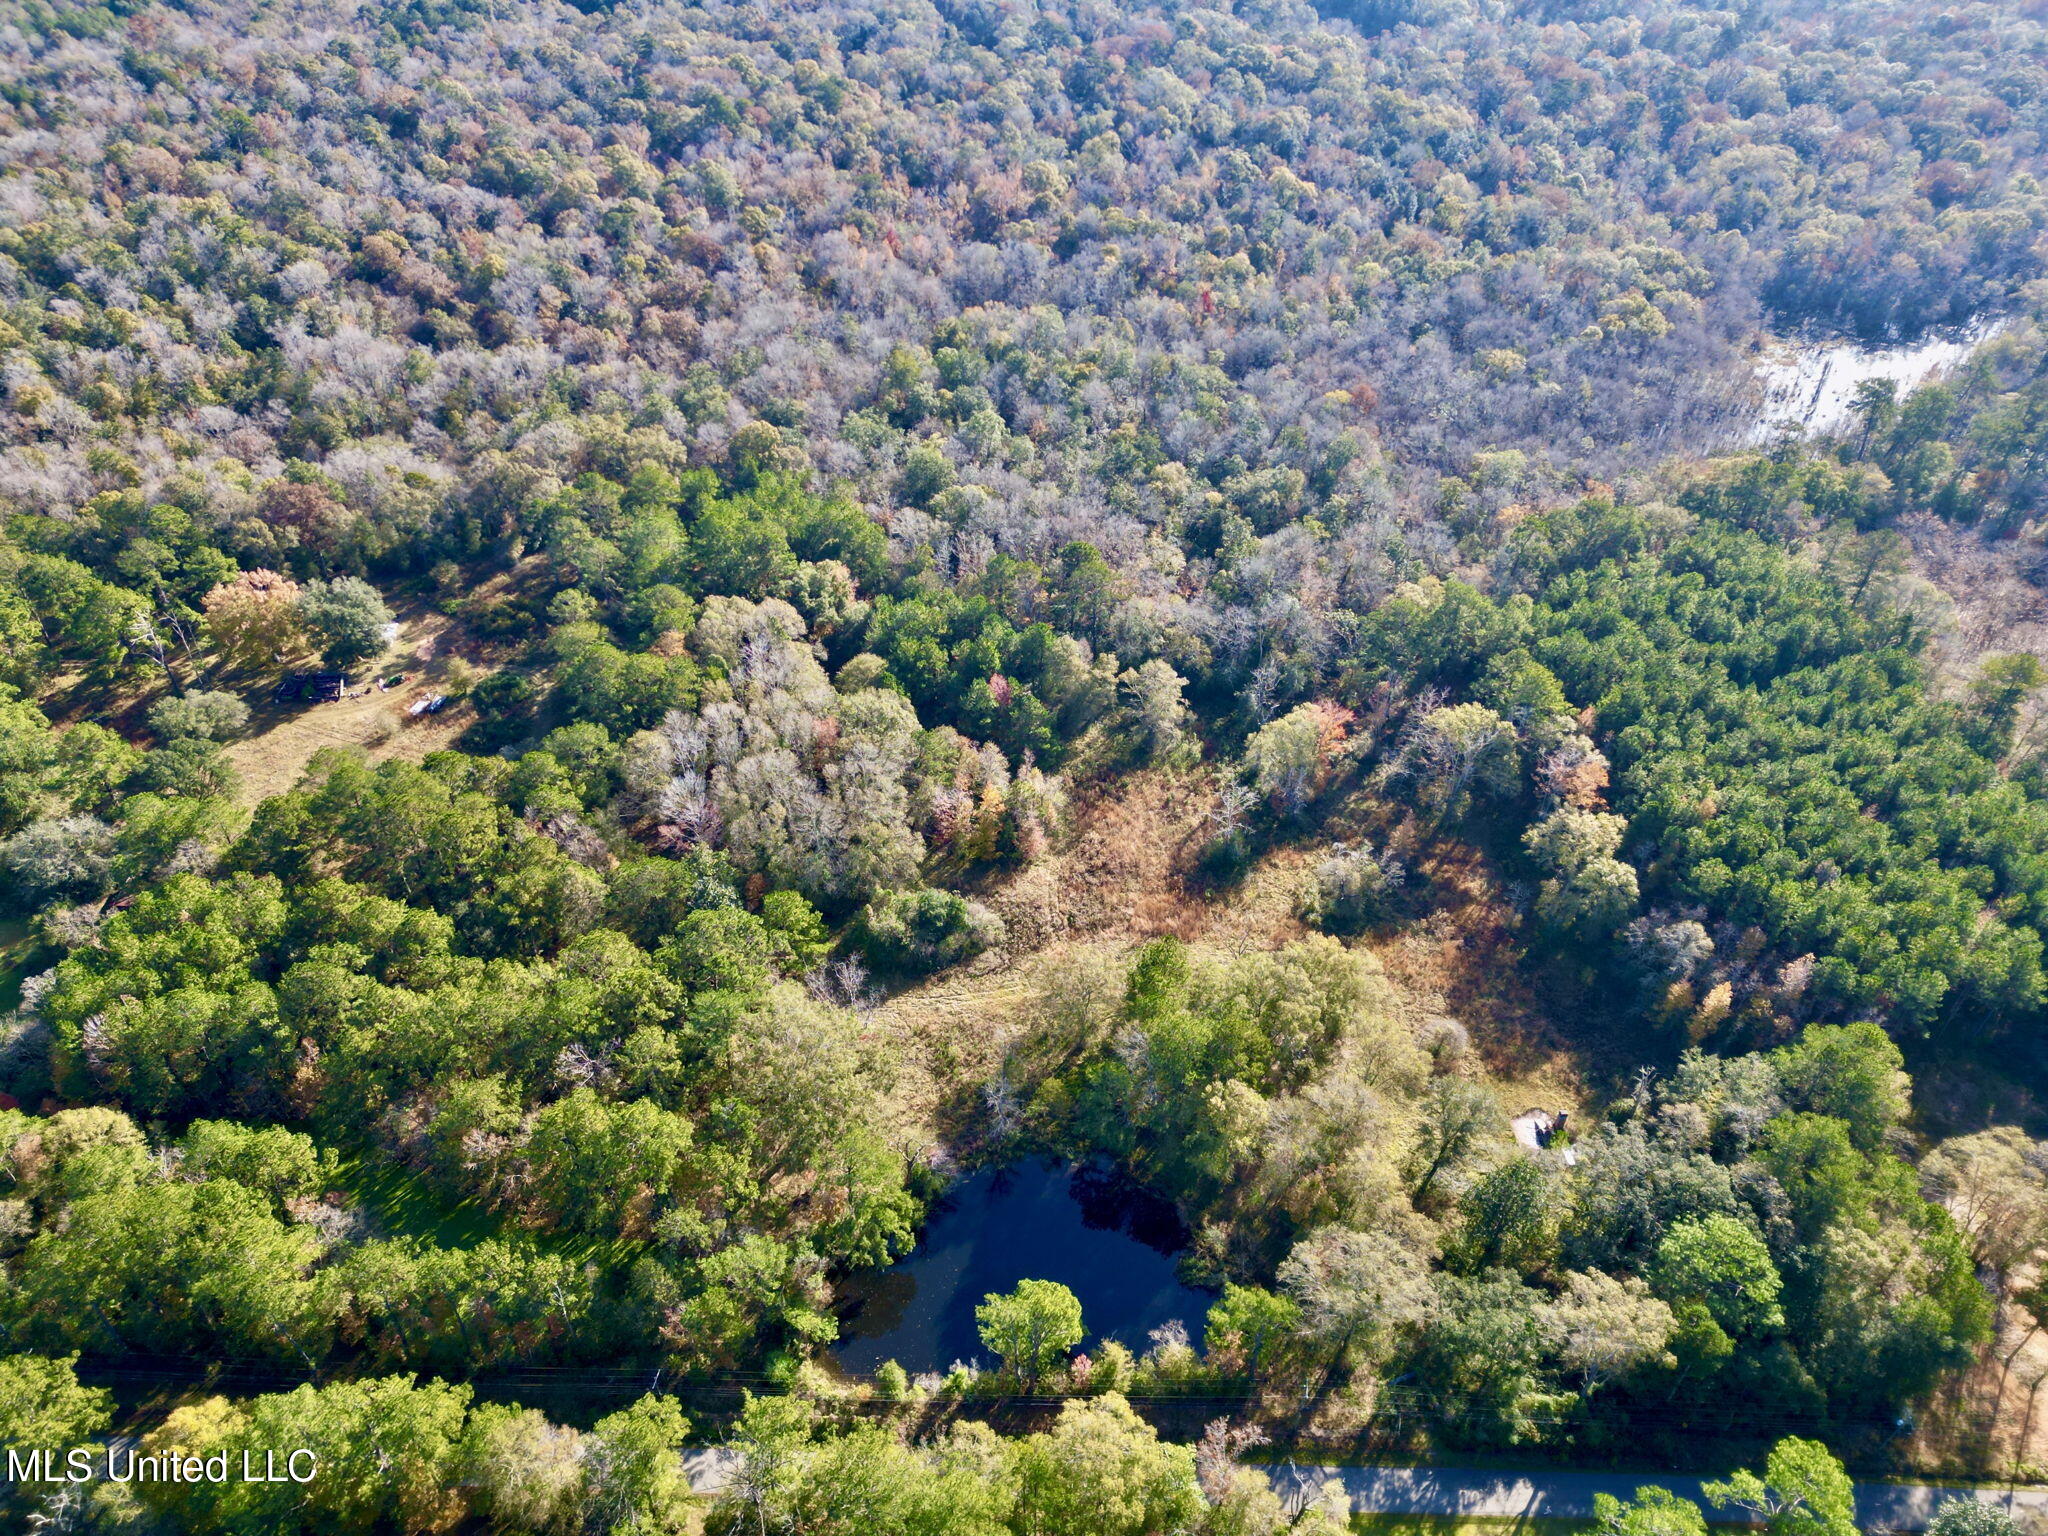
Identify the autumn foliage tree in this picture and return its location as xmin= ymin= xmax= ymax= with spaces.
xmin=202 ymin=570 xmax=307 ymax=676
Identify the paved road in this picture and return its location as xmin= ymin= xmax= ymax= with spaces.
xmin=1259 ymin=1465 xmax=2048 ymax=1533
xmin=681 ymin=1448 xmax=2048 ymax=1531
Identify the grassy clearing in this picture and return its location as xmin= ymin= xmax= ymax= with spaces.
xmin=219 ymin=600 xmax=487 ymax=806
xmin=878 ymin=763 xmax=1592 ymax=1151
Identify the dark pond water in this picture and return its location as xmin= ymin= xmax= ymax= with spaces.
xmin=833 ymin=1159 xmax=1214 ymax=1376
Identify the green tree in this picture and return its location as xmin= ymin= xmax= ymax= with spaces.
xmin=1450 ymin=1156 xmax=1561 ymax=1275
xmin=299 ymin=577 xmax=395 ymax=668
xmin=337 ymin=1237 xmax=593 ymax=1371
xmin=582 ymin=1393 xmax=694 ymax=1535
xmin=760 ymin=888 xmax=830 ymax=973
xmin=141 ymin=1376 xmax=473 ymax=1535
xmin=522 ymin=1089 xmax=695 ymax=1240
xmin=1593 ymin=1487 xmax=1710 ymax=1536
xmin=50 ymin=722 xmax=141 ymax=814
xmin=1279 ymin=1228 xmax=1432 ymax=1367
xmin=0 ymin=581 xmax=46 ymax=695
xmin=466 ymin=670 xmax=539 ymax=748
xmin=1771 ymin=1022 xmax=1907 ymax=1153
xmin=1407 ymin=1076 xmax=1502 ymax=1208
xmin=1477 ymin=650 xmax=1570 ymax=724
xmin=457 ymin=1403 xmax=585 ymax=1536
xmin=1117 ymin=659 xmax=1190 ymax=763
xmin=857 ymin=887 xmax=1004 ymax=974
xmin=720 ymin=1391 xmax=816 ymax=1536
xmin=1800 ymin=1201 xmax=1990 ymax=1406
xmin=6 ymin=1176 xmax=336 ymax=1362
xmin=1245 ymin=702 xmax=1347 ymax=816
xmin=1 ymin=815 xmax=116 ymax=905
xmin=138 ymin=737 xmax=240 ymax=799
xmin=202 ymin=569 xmax=307 ymax=675
xmin=1650 ymin=1215 xmax=1784 ymax=1337
xmin=1010 ymin=1394 xmax=1204 ymax=1536
xmin=0 ymin=695 xmax=57 ymax=837
xmin=179 ymin=1120 xmax=330 ymax=1213
xmin=148 ymin=688 xmax=250 ymax=741
xmin=1756 ymin=1114 xmax=1870 ymax=1240
xmin=709 ymin=1395 xmax=1010 ymax=1536
xmin=1049 ymin=541 xmax=1121 ymax=641
xmin=1703 ymin=1436 xmax=1856 ymax=1536
xmin=1850 ymin=378 xmax=1900 ymax=458
xmin=1204 ymin=1284 xmax=1303 ymax=1379
xmin=1546 ymin=1271 xmax=1677 ymax=1392
xmin=1523 ymin=807 xmax=1639 ymax=939
xmin=1410 ymin=1271 xmax=1558 ymax=1447
xmin=977 ymin=1278 xmax=1085 ymax=1387
xmin=1402 ymin=701 xmax=1518 ymax=822
xmin=670 ymin=1234 xmax=836 ymax=1369
xmin=1819 ymin=524 xmax=1910 ymax=607
xmin=0 ymin=1354 xmax=112 ymax=1448
xmin=1300 ymin=843 xmax=1404 ymax=932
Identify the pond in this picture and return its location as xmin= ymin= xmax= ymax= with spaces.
xmin=833 ymin=1159 xmax=1214 ymax=1377
xmin=1745 ymin=317 xmax=2007 ymax=443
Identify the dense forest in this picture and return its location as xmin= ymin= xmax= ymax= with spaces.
xmin=7 ymin=0 xmax=2048 ymax=1529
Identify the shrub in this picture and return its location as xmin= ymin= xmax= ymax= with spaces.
xmin=147 ymin=690 xmax=249 ymax=743
xmin=873 ymin=1360 xmax=910 ymax=1401
xmin=856 ymin=887 xmax=1004 ymax=974
xmin=1298 ymin=842 xmax=1405 ymax=931
xmin=462 ymin=672 xmax=539 ymax=751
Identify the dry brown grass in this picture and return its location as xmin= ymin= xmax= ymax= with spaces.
xmin=219 ymin=600 xmax=496 ymax=805
xmin=867 ymin=940 xmax=1125 ymax=1150
xmin=870 ymin=766 xmax=1589 ymax=1146
xmin=1376 ymin=838 xmax=1591 ymax=1118
xmin=867 ymin=769 xmax=1242 ymax=1146
xmin=970 ymin=767 xmax=1262 ymax=953
xmin=1899 ymin=511 xmax=2048 ymax=692
xmin=1906 ymin=1290 xmax=2048 ymax=1482
xmin=877 ymin=769 xmax=1300 ymax=1040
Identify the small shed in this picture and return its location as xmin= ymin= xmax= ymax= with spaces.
xmin=274 ymin=671 xmax=347 ymax=704
xmin=1512 ymin=1109 xmax=1578 ymax=1166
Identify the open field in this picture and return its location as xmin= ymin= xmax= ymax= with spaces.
xmin=872 ymin=763 xmax=1589 ymax=1150
xmin=218 ymin=599 xmax=492 ymax=805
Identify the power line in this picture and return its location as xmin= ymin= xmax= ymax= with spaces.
xmin=67 ymin=1352 xmax=1976 ymax=1470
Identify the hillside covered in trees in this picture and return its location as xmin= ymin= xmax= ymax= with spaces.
xmin=8 ymin=0 xmax=2048 ymax=1529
